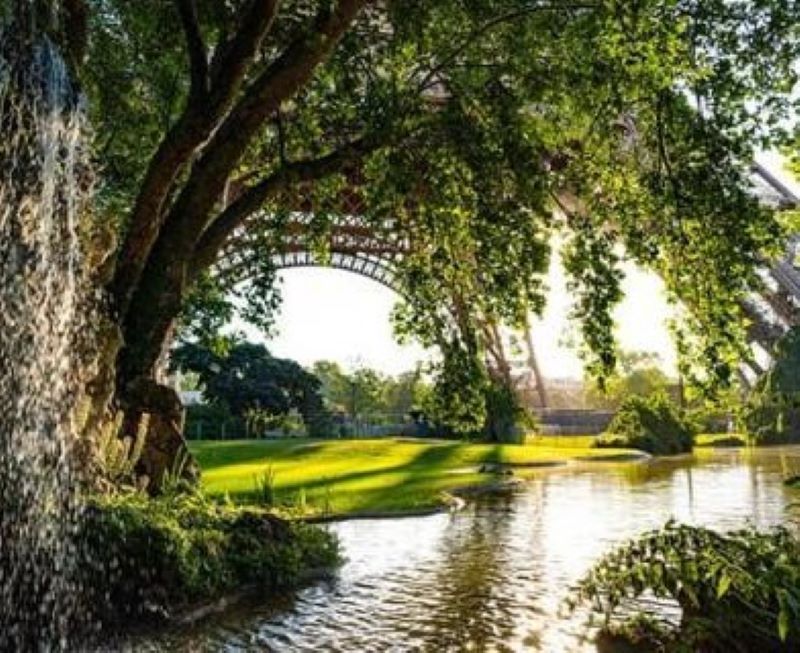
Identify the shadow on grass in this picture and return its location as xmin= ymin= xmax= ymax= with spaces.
xmin=203 ymin=438 xmax=512 ymax=513
xmin=300 ymin=443 xmax=507 ymax=513
xmin=192 ymin=438 xmax=351 ymax=470
xmin=272 ymin=441 xmax=468 ymax=495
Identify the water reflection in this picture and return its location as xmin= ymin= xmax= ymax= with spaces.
xmin=144 ymin=447 xmax=800 ymax=652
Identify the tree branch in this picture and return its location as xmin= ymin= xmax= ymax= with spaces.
xmin=191 ymin=136 xmax=378 ymax=273
xmin=163 ymin=0 xmax=369 ymax=262
xmin=208 ymin=0 xmax=281 ymax=109
xmin=175 ymin=0 xmax=209 ymax=100
xmin=416 ymin=2 xmax=599 ymax=91
xmin=112 ymin=0 xmax=281 ymax=314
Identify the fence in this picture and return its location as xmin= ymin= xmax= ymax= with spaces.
xmin=184 ymin=407 xmax=427 ymax=440
xmin=533 ymin=409 xmax=615 ymax=435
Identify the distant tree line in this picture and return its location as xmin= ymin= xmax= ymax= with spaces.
xmin=171 ymin=341 xmax=433 ymax=439
xmin=310 ymin=360 xmax=431 ymax=424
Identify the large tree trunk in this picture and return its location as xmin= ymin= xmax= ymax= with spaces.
xmin=113 ymin=241 xmax=198 ymax=491
xmin=84 ymin=0 xmax=368 ymax=493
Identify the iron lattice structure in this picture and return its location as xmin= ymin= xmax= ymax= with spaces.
xmin=743 ymin=164 xmax=800 ymax=368
xmin=216 ymin=181 xmax=410 ymax=295
xmin=265 ymin=212 xmax=408 ymax=293
xmin=218 ymin=164 xmax=799 ymax=300
xmin=214 ymin=162 xmax=800 ymax=400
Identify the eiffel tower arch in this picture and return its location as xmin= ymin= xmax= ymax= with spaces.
xmin=741 ymin=164 xmax=800 ymax=383
xmin=215 ymin=200 xmax=552 ymax=410
xmin=214 ymin=162 xmax=799 ymax=410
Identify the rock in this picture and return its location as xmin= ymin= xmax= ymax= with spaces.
xmin=478 ymin=463 xmax=513 ymax=475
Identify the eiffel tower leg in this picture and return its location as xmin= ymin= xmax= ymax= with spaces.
xmin=522 ymin=315 xmax=548 ymax=409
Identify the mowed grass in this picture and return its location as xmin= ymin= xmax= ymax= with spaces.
xmin=695 ymin=432 xmax=747 ymax=447
xmin=189 ymin=436 xmax=635 ymax=517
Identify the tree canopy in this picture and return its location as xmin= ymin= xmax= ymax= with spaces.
xmin=72 ymin=0 xmax=800 ymax=443
xmin=584 ymin=350 xmax=674 ymax=409
xmin=171 ymin=341 xmax=326 ymax=425
xmin=311 ymin=360 xmax=429 ymax=420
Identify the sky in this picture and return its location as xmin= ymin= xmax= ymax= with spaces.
xmin=234 ymin=243 xmax=681 ymax=380
xmin=242 ymin=256 xmax=678 ymax=380
xmin=241 ymin=154 xmax=799 ymax=380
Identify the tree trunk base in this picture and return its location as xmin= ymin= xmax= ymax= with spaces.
xmin=122 ymin=378 xmax=199 ymax=493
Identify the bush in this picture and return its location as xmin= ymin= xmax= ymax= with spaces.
xmin=743 ymin=328 xmax=800 ymax=445
xmin=686 ymin=405 xmax=731 ymax=434
xmin=596 ymin=394 xmax=694 ymax=455
xmin=483 ymin=380 xmax=535 ymax=444
xmin=571 ymin=522 xmax=800 ymax=652
xmin=78 ymin=491 xmax=340 ymax=632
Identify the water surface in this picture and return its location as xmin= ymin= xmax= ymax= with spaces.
xmin=141 ymin=447 xmax=800 ymax=652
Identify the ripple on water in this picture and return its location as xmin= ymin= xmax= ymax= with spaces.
xmin=142 ymin=447 xmax=800 ymax=652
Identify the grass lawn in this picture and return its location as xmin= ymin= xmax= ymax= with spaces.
xmin=695 ymin=432 xmax=747 ymax=447
xmin=189 ymin=436 xmax=637 ymax=517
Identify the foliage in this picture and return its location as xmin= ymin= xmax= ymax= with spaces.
xmin=585 ymin=350 xmax=675 ymax=409
xmin=172 ymin=341 xmax=330 ymax=434
xmin=744 ymin=327 xmax=800 ymax=445
xmin=80 ymin=0 xmax=800 ymax=433
xmin=177 ymin=273 xmax=240 ymax=353
xmin=94 ymin=413 xmax=146 ymax=485
xmin=311 ymin=360 xmax=431 ymax=422
xmin=572 ymin=522 xmax=800 ymax=652
xmin=419 ymin=338 xmax=493 ymax=437
xmin=79 ymin=491 xmax=340 ymax=630
xmin=685 ymin=383 xmax=742 ymax=434
xmin=597 ymin=394 xmax=694 ymax=455
xmin=484 ymin=379 xmax=532 ymax=444
xmin=184 ymin=403 xmax=244 ymax=441
xmin=253 ymin=465 xmax=277 ymax=507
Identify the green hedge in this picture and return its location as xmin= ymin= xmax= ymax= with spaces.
xmin=596 ymin=394 xmax=695 ymax=455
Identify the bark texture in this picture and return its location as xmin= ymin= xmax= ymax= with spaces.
xmin=99 ymin=1 xmax=371 ymax=492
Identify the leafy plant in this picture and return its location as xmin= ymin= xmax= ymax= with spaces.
xmin=596 ymin=394 xmax=695 ymax=455
xmin=291 ymin=488 xmax=308 ymax=513
xmin=160 ymin=448 xmax=194 ymax=496
xmin=253 ymin=465 xmax=277 ymax=507
xmin=95 ymin=413 xmax=146 ymax=485
xmin=571 ymin=522 xmax=800 ymax=652
xmin=79 ymin=491 xmax=341 ymax=632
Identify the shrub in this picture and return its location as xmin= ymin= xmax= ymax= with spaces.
xmin=743 ymin=329 xmax=800 ymax=445
xmin=571 ymin=522 xmax=800 ymax=652
xmin=686 ymin=405 xmax=731 ymax=434
xmin=596 ymin=394 xmax=694 ymax=455
xmin=78 ymin=491 xmax=340 ymax=633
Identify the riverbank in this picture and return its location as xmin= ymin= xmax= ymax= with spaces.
xmin=79 ymin=491 xmax=340 ymax=641
xmin=140 ymin=445 xmax=799 ymax=651
xmin=190 ymin=436 xmax=645 ymax=518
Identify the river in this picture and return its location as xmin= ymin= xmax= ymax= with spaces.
xmin=138 ymin=446 xmax=800 ymax=652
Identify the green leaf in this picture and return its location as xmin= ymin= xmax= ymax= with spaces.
xmin=716 ymin=573 xmax=732 ymax=599
xmin=778 ymin=608 xmax=790 ymax=642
